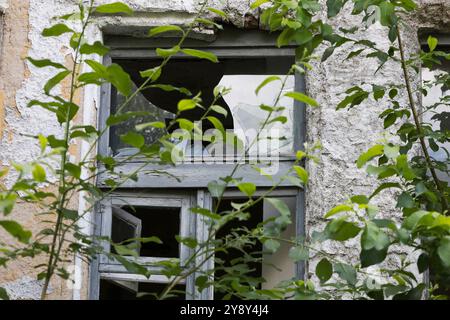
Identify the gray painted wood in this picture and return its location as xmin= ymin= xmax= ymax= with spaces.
xmin=97 ymin=160 xmax=299 ymax=188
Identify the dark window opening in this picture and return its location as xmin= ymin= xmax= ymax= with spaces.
xmin=99 ymin=279 xmax=185 ymax=300
xmin=111 ymin=205 xmax=181 ymax=258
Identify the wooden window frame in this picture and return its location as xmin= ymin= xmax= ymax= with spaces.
xmin=89 ymin=27 xmax=307 ymax=300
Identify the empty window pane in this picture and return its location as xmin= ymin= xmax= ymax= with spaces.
xmin=111 ymin=205 xmax=181 ymax=258
xmin=99 ymin=279 xmax=185 ymax=300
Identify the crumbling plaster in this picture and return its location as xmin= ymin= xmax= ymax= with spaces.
xmin=0 ymin=0 xmax=448 ymax=299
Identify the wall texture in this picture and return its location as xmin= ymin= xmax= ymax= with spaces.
xmin=0 ymin=0 xmax=448 ymax=299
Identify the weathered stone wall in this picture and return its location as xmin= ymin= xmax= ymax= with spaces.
xmin=0 ymin=0 xmax=448 ymax=299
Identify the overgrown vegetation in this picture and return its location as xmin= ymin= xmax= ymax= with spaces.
xmin=0 ymin=0 xmax=448 ymax=300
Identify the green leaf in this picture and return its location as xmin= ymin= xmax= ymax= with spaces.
xmin=42 ymin=24 xmax=73 ymax=37
xmin=181 ymin=49 xmax=218 ymax=63
xmin=0 ymin=287 xmax=9 ymax=300
xmin=392 ymin=284 xmax=425 ymax=300
xmin=378 ymin=2 xmax=395 ymax=27
xmin=135 ymin=236 xmax=163 ymax=244
xmin=289 ymin=246 xmax=309 ymax=262
xmin=277 ymin=28 xmax=296 ymax=47
xmin=238 ymin=182 xmax=256 ymax=197
xmin=350 ymin=195 xmax=369 ymax=205
xmin=62 ymin=209 xmax=78 ymax=221
xmin=176 ymin=236 xmax=198 ymax=249
xmin=148 ymin=25 xmax=184 ymax=37
xmin=316 ymin=258 xmax=332 ymax=283
xmin=370 ymin=182 xmax=402 ymax=199
xmin=360 ymin=247 xmax=388 ymax=268
xmin=178 ymin=99 xmax=197 ymax=112
xmin=210 ymin=105 xmax=228 ymax=117
xmin=27 ymin=57 xmax=67 ymax=70
xmin=149 ymin=84 xmax=191 ymax=96
xmin=140 ymin=67 xmax=161 ymax=81
xmin=437 ymin=236 xmax=450 ymax=268
xmin=427 ymin=36 xmax=438 ymax=52
xmin=191 ymin=207 xmax=221 ymax=220
xmin=120 ymin=132 xmax=145 ymax=149
xmin=207 ymin=7 xmax=228 ymax=20
xmin=156 ymin=46 xmax=180 ymax=58
xmin=266 ymin=198 xmax=291 ymax=217
xmin=195 ymin=275 xmax=209 ymax=292
xmin=80 ymin=41 xmax=110 ymax=56
xmin=0 ymin=220 xmax=32 ymax=243
xmin=356 ymin=145 xmax=384 ymax=168
xmin=207 ymin=180 xmax=226 ymax=198
xmin=207 ymin=116 xmax=225 ymax=135
xmin=322 ymin=47 xmax=335 ymax=62
xmin=106 ymin=111 xmax=151 ymax=126
xmin=293 ymin=166 xmax=309 ymax=184
xmin=250 ymin=0 xmax=270 ymax=9
xmin=384 ymin=144 xmax=399 ymax=159
xmin=107 ymin=64 xmax=132 ymax=97
xmin=32 ymin=164 xmax=46 ymax=182
xmin=361 ymin=222 xmax=390 ymax=251
xmin=95 ymin=2 xmax=133 ymax=15
xmin=326 ymin=0 xmax=344 ymax=18
xmin=325 ymin=217 xmax=361 ymax=241
xmin=136 ymin=121 xmax=166 ymax=131
xmin=264 ymin=239 xmax=281 ymax=253
xmin=335 ymin=263 xmax=357 ymax=286
xmin=285 ymin=92 xmax=319 ymax=107
xmin=65 ymin=163 xmax=81 ymax=179
xmin=255 ymin=76 xmax=281 ymax=95
xmin=417 ymin=253 xmax=429 ymax=273
xmin=44 ymin=70 xmax=71 ymax=95
xmin=324 ymin=204 xmax=353 ymax=219
xmin=396 ymin=192 xmax=415 ymax=209
xmin=114 ymin=255 xmax=149 ymax=277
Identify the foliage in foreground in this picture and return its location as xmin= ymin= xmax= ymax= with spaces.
xmin=0 ymin=0 xmax=448 ymax=300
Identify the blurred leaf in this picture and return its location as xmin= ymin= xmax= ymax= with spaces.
xmin=182 ymin=49 xmax=218 ymax=63
xmin=0 ymin=220 xmax=32 ymax=243
xmin=80 ymin=41 xmax=110 ymax=56
xmin=42 ymin=24 xmax=73 ymax=37
xmin=27 ymin=57 xmax=67 ymax=70
xmin=356 ymin=145 xmax=384 ymax=168
xmin=289 ymin=246 xmax=309 ymax=262
xmin=238 ymin=182 xmax=256 ymax=197
xmin=335 ymin=263 xmax=357 ymax=286
xmin=255 ymin=76 xmax=281 ymax=95
xmin=148 ymin=25 xmax=184 ymax=37
xmin=120 ymin=132 xmax=145 ymax=149
xmin=95 ymin=2 xmax=133 ymax=15
xmin=0 ymin=287 xmax=9 ymax=300
xmin=427 ymin=36 xmax=438 ymax=52
xmin=32 ymin=164 xmax=46 ymax=182
xmin=324 ymin=204 xmax=353 ymax=219
xmin=44 ymin=70 xmax=71 ymax=95
xmin=316 ymin=258 xmax=332 ymax=282
xmin=437 ymin=236 xmax=450 ymax=268
xmin=285 ymin=92 xmax=319 ymax=107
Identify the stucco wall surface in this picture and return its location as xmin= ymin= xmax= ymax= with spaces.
xmin=0 ymin=0 xmax=448 ymax=299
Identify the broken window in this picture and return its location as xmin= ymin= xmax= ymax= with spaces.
xmin=92 ymin=27 xmax=305 ymax=300
xmin=109 ymin=57 xmax=295 ymax=158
